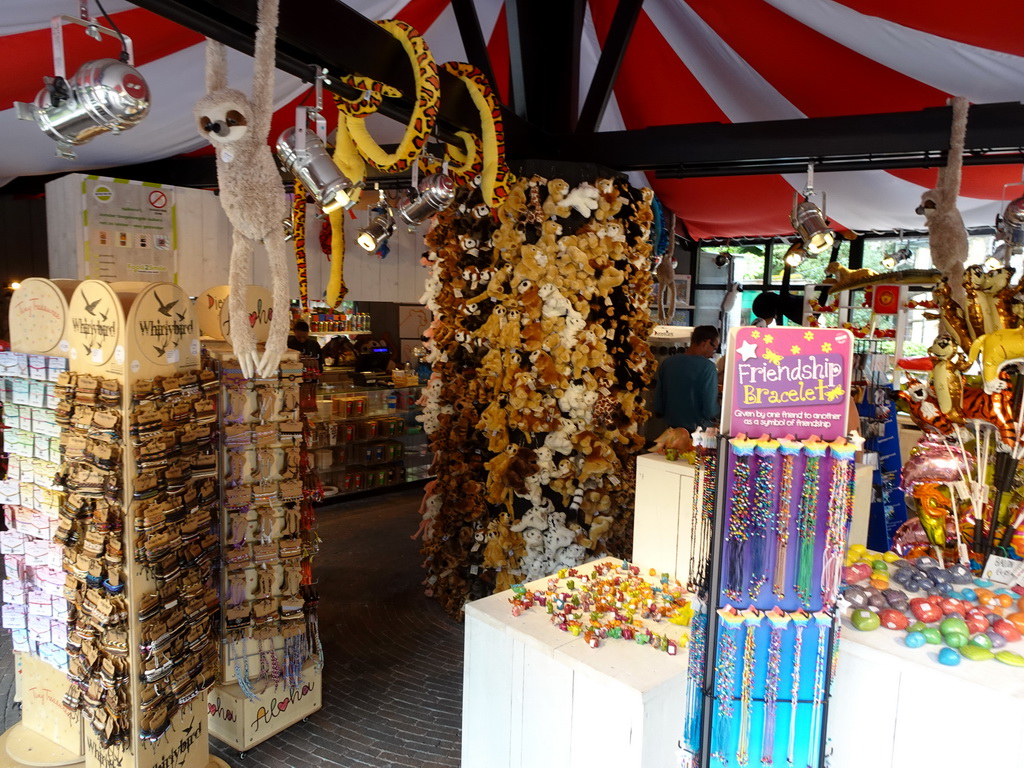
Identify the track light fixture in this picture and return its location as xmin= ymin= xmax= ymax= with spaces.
xmin=713 ymin=252 xmax=732 ymax=268
xmin=396 ymin=173 xmax=456 ymax=230
xmin=357 ymin=189 xmax=395 ymax=252
xmin=276 ymin=69 xmax=359 ymax=214
xmin=881 ymin=246 xmax=913 ymax=270
xmin=783 ymin=243 xmax=806 ymax=268
xmin=791 ymin=164 xmax=834 ymax=255
xmin=15 ymin=14 xmax=150 ymax=159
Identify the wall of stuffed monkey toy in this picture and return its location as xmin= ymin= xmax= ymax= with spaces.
xmin=414 ymin=174 xmax=656 ymax=618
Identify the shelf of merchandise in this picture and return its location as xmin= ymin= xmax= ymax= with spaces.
xmin=308 ymin=384 xmax=433 ymax=498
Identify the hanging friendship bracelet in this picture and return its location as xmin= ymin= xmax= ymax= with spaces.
xmin=688 ymin=429 xmax=707 ymax=591
xmin=821 ymin=440 xmax=856 ymax=604
xmin=786 ymin=611 xmax=811 ymax=767
xmin=748 ymin=438 xmax=780 ymax=599
xmin=698 ymin=430 xmax=718 ymax=596
xmin=725 ymin=436 xmax=758 ymax=602
xmin=794 ymin=439 xmax=827 ymax=607
xmin=773 ymin=438 xmax=801 ymax=599
xmin=736 ymin=609 xmax=763 ymax=766
xmin=681 ymin=606 xmax=707 ymax=763
xmin=712 ymin=607 xmax=744 ymax=765
xmin=761 ymin=609 xmax=792 ymax=766
xmin=805 ymin=612 xmax=832 ymax=768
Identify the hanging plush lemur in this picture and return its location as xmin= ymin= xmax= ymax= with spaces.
xmin=917 ymin=96 xmax=970 ymax=307
xmin=193 ymin=0 xmax=289 ymax=379
xmin=656 ymin=210 xmax=677 ymax=323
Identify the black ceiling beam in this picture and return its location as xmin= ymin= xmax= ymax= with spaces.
xmin=576 ymin=0 xmax=644 ymax=136
xmin=449 ymin=0 xmax=497 ymax=98
xmin=128 ymin=0 xmax=548 ymax=157
xmin=505 ymin=0 xmax=585 ymax=133
xmin=564 ymin=101 xmax=1024 ymax=176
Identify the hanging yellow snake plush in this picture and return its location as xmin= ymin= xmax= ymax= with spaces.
xmin=324 ymin=19 xmax=440 ymax=308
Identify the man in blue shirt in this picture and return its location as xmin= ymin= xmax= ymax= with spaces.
xmin=653 ymin=325 xmax=720 ymax=432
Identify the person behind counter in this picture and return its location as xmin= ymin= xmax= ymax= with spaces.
xmin=287 ymin=320 xmax=322 ymax=358
xmin=653 ymin=324 xmax=721 ymax=433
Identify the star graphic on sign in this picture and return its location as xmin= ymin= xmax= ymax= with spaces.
xmin=804 ymin=331 xmax=814 ymax=340
xmin=791 ymin=345 xmax=801 ymax=354
xmin=848 ymin=430 xmax=866 ymax=451
xmin=737 ymin=340 xmax=758 ymax=361
xmin=763 ymin=333 xmax=774 ymax=344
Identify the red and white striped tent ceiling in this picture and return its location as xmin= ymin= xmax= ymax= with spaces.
xmin=3 ymin=0 xmax=1024 ymax=240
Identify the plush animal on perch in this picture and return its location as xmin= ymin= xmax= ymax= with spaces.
xmin=193 ymin=0 xmax=289 ymax=379
xmin=917 ymin=97 xmax=970 ymax=306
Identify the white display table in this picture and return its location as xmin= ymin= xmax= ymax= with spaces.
xmin=463 ymin=559 xmax=1024 ymax=768
xmin=828 ymin=619 xmax=1024 ymax=768
xmin=462 ymin=558 xmax=689 ymax=768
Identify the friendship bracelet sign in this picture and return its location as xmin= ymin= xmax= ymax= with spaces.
xmin=722 ymin=326 xmax=853 ymax=440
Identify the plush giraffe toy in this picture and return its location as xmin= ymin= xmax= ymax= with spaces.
xmin=193 ymin=0 xmax=289 ymax=379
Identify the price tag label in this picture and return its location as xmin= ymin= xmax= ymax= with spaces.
xmin=981 ymin=555 xmax=1024 ymax=586
xmin=165 ymin=348 xmax=180 ymax=364
xmin=90 ymin=347 xmax=103 ymax=364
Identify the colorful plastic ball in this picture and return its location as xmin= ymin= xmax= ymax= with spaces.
xmin=985 ymin=630 xmax=1008 ymax=649
xmin=995 ymin=650 xmax=1024 ymax=667
xmin=960 ymin=644 xmax=995 ymax=661
xmin=850 ymin=609 xmax=881 ymax=631
xmin=943 ymin=632 xmax=968 ymax=648
xmin=904 ymin=631 xmax=926 ymax=649
xmin=938 ymin=648 xmax=961 ymax=666
xmin=993 ymin=619 xmax=1022 ymax=642
xmin=921 ymin=627 xmax=943 ymax=645
xmin=968 ymin=633 xmax=993 ymax=649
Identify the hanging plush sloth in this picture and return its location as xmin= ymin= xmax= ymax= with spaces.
xmin=917 ymin=96 xmax=970 ymax=307
xmin=193 ymin=0 xmax=289 ymax=379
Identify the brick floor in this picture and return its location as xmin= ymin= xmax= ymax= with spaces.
xmin=2 ymin=486 xmax=463 ymax=768
xmin=208 ymin=486 xmax=464 ymax=767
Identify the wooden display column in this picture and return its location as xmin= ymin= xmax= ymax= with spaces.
xmin=3 ymin=278 xmax=85 ymax=767
xmin=202 ymin=285 xmax=323 ymax=753
xmin=64 ymin=280 xmax=226 ymax=768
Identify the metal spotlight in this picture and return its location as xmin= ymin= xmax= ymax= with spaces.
xmin=791 ymin=164 xmax=834 ymax=255
xmin=997 ymin=196 xmax=1024 ymax=251
xmin=783 ymin=243 xmax=805 ymax=268
xmin=791 ymin=198 xmax=834 ymax=255
xmin=713 ymin=252 xmax=731 ymax=268
xmin=15 ymin=15 xmax=150 ymax=159
xmin=882 ymin=246 xmax=913 ymax=270
xmin=396 ymin=174 xmax=456 ymax=230
xmin=276 ymin=72 xmax=358 ymax=214
xmin=357 ymin=190 xmax=395 ymax=252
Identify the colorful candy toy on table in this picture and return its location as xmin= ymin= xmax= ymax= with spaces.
xmin=841 ymin=546 xmax=1024 ymax=667
xmin=508 ymin=559 xmax=693 ymax=652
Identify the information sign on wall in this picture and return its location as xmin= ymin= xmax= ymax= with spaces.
xmin=722 ymin=326 xmax=854 ymax=440
xmin=82 ymin=176 xmax=176 ymax=282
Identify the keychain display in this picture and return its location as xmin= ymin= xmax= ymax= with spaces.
xmin=0 ymin=352 xmax=70 ymax=670
xmin=54 ymin=367 xmax=223 ymax=746
xmin=216 ymin=355 xmax=323 ymax=702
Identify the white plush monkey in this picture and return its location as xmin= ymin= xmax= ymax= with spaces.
xmin=193 ymin=0 xmax=289 ymax=378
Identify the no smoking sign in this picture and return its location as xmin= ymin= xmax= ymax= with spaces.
xmin=148 ymin=189 xmax=168 ymax=209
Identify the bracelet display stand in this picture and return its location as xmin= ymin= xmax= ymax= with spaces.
xmin=1 ymin=278 xmax=85 ymax=767
xmin=205 ymin=325 xmax=323 ymax=753
xmin=55 ymin=279 xmax=225 ymax=768
xmin=686 ymin=327 xmax=857 ymax=768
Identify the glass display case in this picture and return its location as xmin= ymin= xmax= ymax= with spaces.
xmin=307 ymin=384 xmax=431 ymax=498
